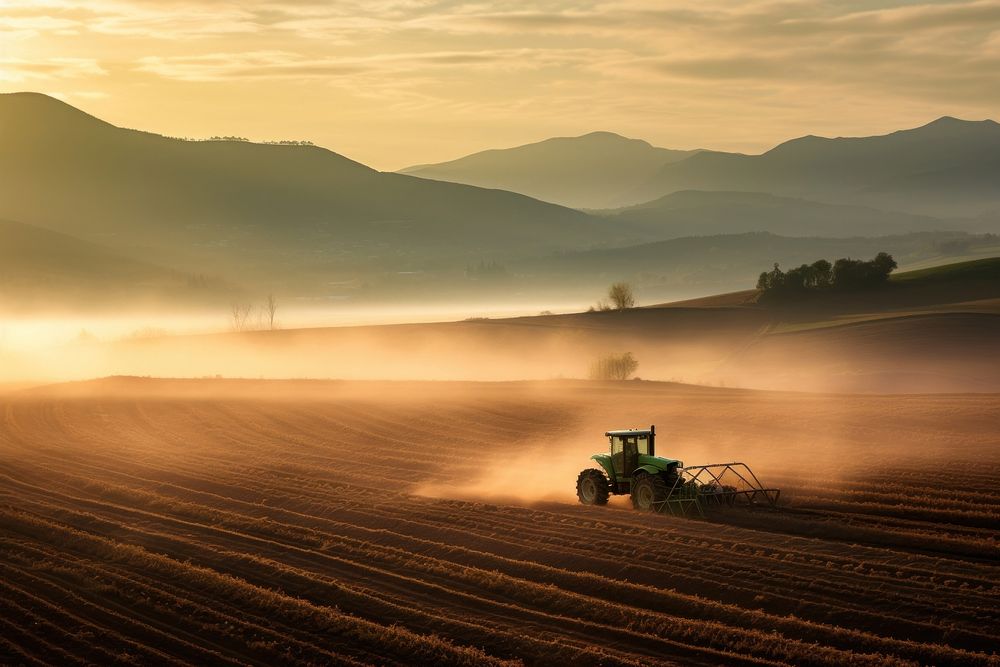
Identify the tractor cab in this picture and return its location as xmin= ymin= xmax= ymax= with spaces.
xmin=606 ymin=427 xmax=655 ymax=483
xmin=581 ymin=425 xmax=683 ymax=499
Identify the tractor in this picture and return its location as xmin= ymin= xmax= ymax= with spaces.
xmin=576 ymin=425 xmax=779 ymax=514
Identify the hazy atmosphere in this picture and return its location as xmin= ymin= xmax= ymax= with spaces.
xmin=2 ymin=2 xmax=999 ymax=666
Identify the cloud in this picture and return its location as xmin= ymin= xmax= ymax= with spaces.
xmin=0 ymin=57 xmax=107 ymax=83
xmin=133 ymin=47 xmax=600 ymax=82
xmin=86 ymin=2 xmax=259 ymax=37
xmin=1 ymin=0 xmax=997 ymax=168
xmin=0 ymin=10 xmax=81 ymax=39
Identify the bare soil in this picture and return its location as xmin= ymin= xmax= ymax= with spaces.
xmin=1 ymin=378 xmax=998 ymax=666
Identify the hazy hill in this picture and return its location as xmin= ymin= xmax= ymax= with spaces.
xmin=66 ymin=256 xmax=1000 ymax=393
xmin=0 ymin=93 xmax=619 ymax=283
xmin=522 ymin=230 xmax=999 ymax=299
xmin=399 ymin=132 xmax=698 ymax=209
xmin=0 ymin=218 xmax=227 ymax=311
xmin=601 ymin=190 xmax=964 ymax=238
xmin=625 ymin=117 xmax=1000 ymax=216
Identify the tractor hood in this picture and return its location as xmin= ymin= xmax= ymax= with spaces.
xmin=638 ymin=454 xmax=683 ymax=469
xmin=590 ymin=453 xmax=682 ymax=481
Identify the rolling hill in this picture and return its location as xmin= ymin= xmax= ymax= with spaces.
xmin=600 ymin=190 xmax=966 ymax=238
xmin=0 ymin=93 xmax=623 ymax=284
xmin=625 ymin=117 xmax=1000 ymax=215
xmin=0 ymin=218 xmax=229 ymax=311
xmin=43 ymin=256 xmax=995 ymax=393
xmin=4 ymin=93 xmax=997 ymax=307
xmin=400 ymin=131 xmax=699 ymax=209
xmin=520 ymin=230 xmax=1000 ymax=299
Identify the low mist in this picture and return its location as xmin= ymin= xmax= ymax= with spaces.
xmin=3 ymin=286 xmax=997 ymax=395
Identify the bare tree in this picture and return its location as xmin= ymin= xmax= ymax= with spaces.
xmin=589 ymin=352 xmax=639 ymax=380
xmin=608 ymin=282 xmax=636 ymax=311
xmin=230 ymin=302 xmax=254 ymax=332
xmin=265 ymin=293 xmax=278 ymax=330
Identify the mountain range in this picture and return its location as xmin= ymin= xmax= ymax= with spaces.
xmin=624 ymin=117 xmax=1000 ymax=215
xmin=601 ymin=190 xmax=981 ymax=239
xmin=0 ymin=218 xmax=225 ymax=311
xmin=0 ymin=93 xmax=617 ymax=280
xmin=400 ymin=132 xmax=698 ymax=209
xmin=1 ymin=92 xmax=997 ymax=310
xmin=402 ymin=117 xmax=1000 ymax=217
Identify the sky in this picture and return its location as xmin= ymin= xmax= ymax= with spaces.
xmin=1 ymin=0 xmax=998 ymax=170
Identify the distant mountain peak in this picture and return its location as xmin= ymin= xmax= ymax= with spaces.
xmin=578 ymin=130 xmax=626 ymax=139
xmin=915 ymin=115 xmax=1000 ymax=131
xmin=0 ymin=91 xmax=113 ymax=129
xmin=760 ymin=115 xmax=1000 ymax=158
xmin=398 ymin=130 xmax=700 ymax=208
xmin=575 ymin=130 xmax=639 ymax=141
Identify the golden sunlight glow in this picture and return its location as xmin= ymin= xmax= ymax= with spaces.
xmin=2 ymin=0 xmax=997 ymax=169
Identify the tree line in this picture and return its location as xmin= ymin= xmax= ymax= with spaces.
xmin=756 ymin=252 xmax=898 ymax=298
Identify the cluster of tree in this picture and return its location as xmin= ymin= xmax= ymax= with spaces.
xmin=168 ymin=136 xmax=315 ymax=145
xmin=756 ymin=252 xmax=897 ymax=297
xmin=590 ymin=282 xmax=636 ymax=312
xmin=589 ymin=352 xmax=639 ymax=380
xmin=263 ymin=139 xmax=316 ymax=146
xmin=230 ymin=294 xmax=279 ymax=332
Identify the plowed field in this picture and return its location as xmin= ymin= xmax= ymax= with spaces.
xmin=1 ymin=378 xmax=998 ymax=666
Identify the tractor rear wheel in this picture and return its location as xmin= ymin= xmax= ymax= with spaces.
xmin=576 ymin=469 xmax=610 ymax=506
xmin=631 ymin=473 xmax=669 ymax=511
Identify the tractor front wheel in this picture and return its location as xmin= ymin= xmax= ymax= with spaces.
xmin=576 ymin=469 xmax=610 ymax=506
xmin=631 ymin=473 xmax=669 ymax=511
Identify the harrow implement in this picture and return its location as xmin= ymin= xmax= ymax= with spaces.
xmin=576 ymin=425 xmax=781 ymax=517
xmin=653 ymin=462 xmax=780 ymax=517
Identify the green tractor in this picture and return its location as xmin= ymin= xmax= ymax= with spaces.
xmin=576 ymin=425 xmax=682 ymax=511
xmin=576 ymin=425 xmax=780 ymax=513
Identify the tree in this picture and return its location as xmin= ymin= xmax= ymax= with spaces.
xmin=756 ymin=263 xmax=785 ymax=292
xmin=872 ymin=252 xmax=897 ymax=279
xmin=832 ymin=253 xmax=896 ymax=290
xmin=608 ymin=282 xmax=635 ymax=311
xmin=230 ymin=302 xmax=253 ymax=332
xmin=589 ymin=352 xmax=639 ymax=380
xmin=810 ymin=259 xmax=832 ymax=288
xmin=782 ymin=265 xmax=810 ymax=292
xmin=832 ymin=257 xmax=864 ymax=289
xmin=265 ymin=293 xmax=278 ymax=330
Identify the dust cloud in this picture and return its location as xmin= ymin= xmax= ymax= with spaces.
xmin=2 ymin=298 xmax=997 ymax=394
xmin=416 ymin=438 xmax=601 ymax=504
xmin=0 ymin=310 xmax=739 ymax=386
xmin=406 ymin=381 xmax=999 ymax=507
xmin=5 ymin=373 xmax=995 ymax=515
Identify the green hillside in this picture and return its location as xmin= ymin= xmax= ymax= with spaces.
xmin=400 ymin=131 xmax=698 ymax=209
xmin=893 ymin=256 xmax=1000 ymax=283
